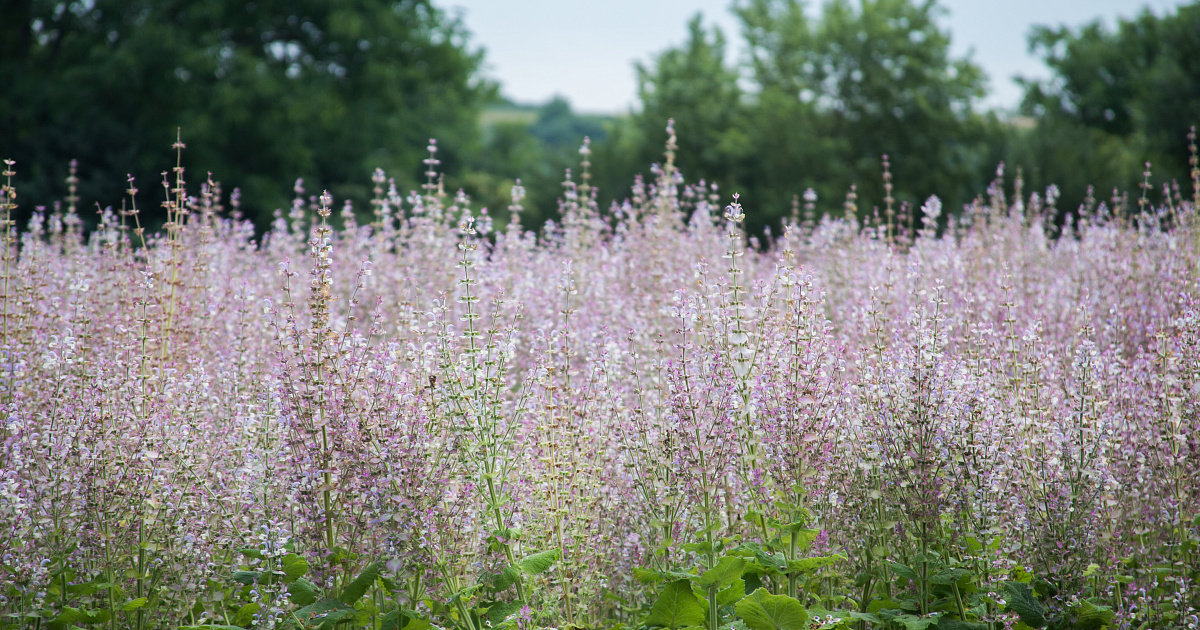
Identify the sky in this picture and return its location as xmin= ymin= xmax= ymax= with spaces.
xmin=443 ymin=0 xmax=1192 ymax=115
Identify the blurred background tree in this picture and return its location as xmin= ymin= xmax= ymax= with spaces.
xmin=2 ymin=0 xmax=1197 ymax=236
xmin=0 ymin=0 xmax=492 ymax=228
xmin=588 ymin=0 xmax=1005 ymax=236
xmin=1007 ymin=2 xmax=1200 ymax=220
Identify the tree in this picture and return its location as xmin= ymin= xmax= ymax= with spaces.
xmin=1013 ymin=2 xmax=1200 ymax=215
xmin=615 ymin=0 xmax=997 ymax=236
xmin=630 ymin=15 xmax=752 ymax=199
xmin=0 ymin=0 xmax=493 ymax=227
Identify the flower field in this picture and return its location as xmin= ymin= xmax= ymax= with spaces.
xmin=1 ymin=132 xmax=1199 ymax=630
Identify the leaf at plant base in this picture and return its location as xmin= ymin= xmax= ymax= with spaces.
xmin=293 ymin=599 xmax=356 ymax=629
xmin=699 ymin=556 xmax=746 ymax=590
xmin=635 ymin=567 xmax=668 ymax=584
xmin=846 ymin=611 xmax=881 ymax=625
xmin=646 ymin=579 xmax=707 ymax=630
xmin=48 ymin=607 xmax=112 ymax=629
xmin=1073 ymin=600 xmax=1115 ymax=630
xmin=892 ymin=613 xmax=941 ymax=630
xmin=238 ymin=548 xmax=264 ymax=560
xmin=288 ymin=578 xmax=319 ymax=606
xmin=788 ymin=555 xmax=843 ymax=575
xmin=232 ymin=570 xmax=260 ymax=586
xmin=121 ymin=597 xmax=148 ymax=612
xmin=494 ymin=565 xmax=522 ymax=590
xmin=935 ymin=619 xmax=990 ymax=630
xmin=485 ymin=601 xmax=523 ymax=626
xmin=340 ymin=562 xmax=381 ymax=605
xmin=787 ymin=528 xmax=819 ymax=552
xmin=232 ymin=602 xmax=260 ymax=628
xmin=382 ymin=610 xmax=433 ymax=630
xmin=734 ymin=588 xmax=809 ymax=630
xmin=929 ymin=568 xmax=970 ymax=586
xmin=889 ymin=563 xmax=919 ymax=582
xmin=518 ymin=549 xmax=560 ymax=575
xmin=1001 ymin=582 xmax=1047 ymax=629
xmin=716 ymin=579 xmax=746 ymax=607
xmin=281 ymin=553 xmax=309 ymax=583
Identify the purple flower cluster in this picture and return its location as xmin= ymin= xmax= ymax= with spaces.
xmin=0 ymin=144 xmax=1197 ymax=628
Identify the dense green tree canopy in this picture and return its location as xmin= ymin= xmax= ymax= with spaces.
xmin=0 ymin=0 xmax=492 ymax=226
xmin=1009 ymin=2 xmax=1200 ymax=216
xmin=615 ymin=0 xmax=999 ymax=236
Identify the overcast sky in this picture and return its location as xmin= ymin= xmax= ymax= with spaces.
xmin=443 ymin=0 xmax=1191 ymax=114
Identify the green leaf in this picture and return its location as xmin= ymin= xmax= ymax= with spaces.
xmin=1001 ymin=582 xmax=1046 ymax=629
xmin=646 ymin=579 xmax=707 ymax=630
xmin=493 ymin=565 xmax=522 ymax=590
xmin=339 ymin=562 xmax=381 ymax=605
xmin=699 ymin=556 xmax=746 ymax=590
xmin=893 ymin=613 xmax=941 ymax=630
xmin=936 ymin=619 xmax=990 ymax=630
xmin=518 ymin=549 xmax=560 ymax=576
xmin=787 ymin=555 xmax=843 ymax=576
xmin=238 ymin=548 xmax=264 ymax=560
xmin=121 ymin=597 xmax=148 ymax=612
xmin=786 ymin=527 xmax=819 ymax=551
xmin=734 ymin=588 xmax=809 ymax=630
xmin=288 ymin=578 xmax=319 ymax=606
xmin=232 ymin=602 xmax=260 ymax=627
xmin=929 ymin=568 xmax=970 ymax=586
xmin=281 ymin=554 xmax=309 ymax=584
xmin=716 ymin=579 xmax=746 ymax=607
xmin=1073 ymin=600 xmax=1115 ymax=630
xmin=890 ymin=563 xmax=919 ymax=582
xmin=485 ymin=601 xmax=523 ymax=626
xmin=293 ymin=599 xmax=356 ymax=629
xmin=232 ymin=570 xmax=260 ymax=586
xmin=381 ymin=611 xmax=431 ymax=630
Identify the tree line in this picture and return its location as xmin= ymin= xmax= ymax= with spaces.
xmin=2 ymin=0 xmax=1198 ymax=235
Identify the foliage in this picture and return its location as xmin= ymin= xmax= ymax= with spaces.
xmin=2 ymin=106 xmax=1200 ymax=630
xmin=0 ymin=0 xmax=492 ymax=228
xmin=609 ymin=0 xmax=1000 ymax=236
xmin=1009 ymin=1 xmax=1200 ymax=219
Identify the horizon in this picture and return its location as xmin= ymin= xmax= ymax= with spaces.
xmin=446 ymin=0 xmax=1192 ymax=116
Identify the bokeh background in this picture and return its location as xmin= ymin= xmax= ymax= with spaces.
xmin=2 ymin=0 xmax=1198 ymax=237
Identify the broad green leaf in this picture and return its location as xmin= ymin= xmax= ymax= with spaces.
xmin=232 ymin=602 xmax=260 ymax=627
xmin=381 ymin=610 xmax=433 ymax=630
xmin=787 ymin=528 xmax=819 ymax=552
xmin=1001 ymin=582 xmax=1046 ymax=629
xmin=1073 ymin=600 xmax=1115 ymax=630
xmin=936 ymin=619 xmax=990 ymax=630
xmin=485 ymin=601 xmax=523 ymax=626
xmin=787 ymin=555 xmax=842 ymax=575
xmin=493 ymin=565 xmax=522 ymax=590
xmin=288 ymin=578 xmax=319 ymax=606
xmin=929 ymin=568 xmax=970 ymax=586
xmin=893 ymin=613 xmax=941 ymax=630
xmin=890 ymin=563 xmax=919 ymax=582
xmin=281 ymin=554 xmax=309 ymax=583
xmin=699 ymin=556 xmax=746 ymax=590
xmin=122 ymin=597 xmax=148 ymax=612
xmin=339 ymin=562 xmax=381 ymax=605
xmin=238 ymin=548 xmax=264 ymax=560
xmin=646 ymin=579 xmax=706 ymax=630
xmin=716 ymin=579 xmax=746 ymax=607
xmin=293 ymin=599 xmax=355 ymax=629
xmin=518 ymin=549 xmax=560 ymax=575
xmin=734 ymin=588 xmax=809 ymax=630
xmin=232 ymin=570 xmax=260 ymax=586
